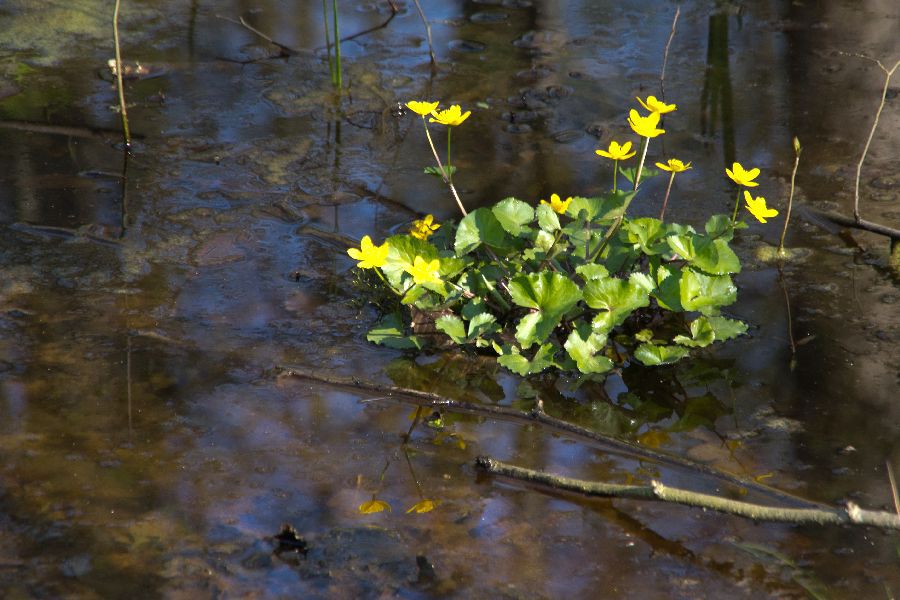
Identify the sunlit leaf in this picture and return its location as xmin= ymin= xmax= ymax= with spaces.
xmin=467 ymin=312 xmax=498 ymax=339
xmin=455 ymin=208 xmax=510 ymax=256
xmin=564 ymin=322 xmax=613 ymax=374
xmin=508 ymin=271 xmax=582 ymax=348
xmin=624 ymin=218 xmax=668 ymax=255
xmin=423 ymin=165 xmax=456 ymax=178
xmin=692 ymin=238 xmax=741 ymax=275
xmin=406 ymin=499 xmax=437 ymax=514
xmin=535 ymin=202 xmax=561 ymax=232
xmin=679 ymin=269 xmax=737 ymax=315
xmin=575 ymin=263 xmax=609 ymax=281
xmin=435 ymin=315 xmax=467 ymax=344
xmin=359 ymin=499 xmax=392 ymax=514
xmin=381 ymin=234 xmax=439 ymax=289
xmin=584 ymin=273 xmax=653 ymax=332
xmin=492 ymin=197 xmax=534 ymax=237
xmin=497 ymin=342 xmax=557 ymax=375
xmin=633 ymin=343 xmax=690 ymax=366
xmin=673 ymin=316 xmax=716 ymax=348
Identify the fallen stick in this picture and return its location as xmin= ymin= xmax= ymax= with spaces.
xmin=278 ymin=367 xmax=827 ymax=509
xmin=475 ymin=456 xmax=900 ymax=531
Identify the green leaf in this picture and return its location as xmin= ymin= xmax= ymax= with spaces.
xmin=536 ymin=203 xmax=561 ymax=232
xmin=667 ymin=233 xmax=696 ymax=261
xmin=568 ymin=190 xmax=633 ymax=223
xmin=497 ymin=343 xmax=557 ymax=375
xmin=634 ymin=343 xmax=690 ymax=366
xmin=381 ymin=235 xmax=439 ymax=289
xmin=367 ymin=312 xmax=424 ymax=350
xmin=423 ymin=165 xmax=456 ymax=178
xmin=704 ymin=214 xmax=735 ymax=241
xmin=624 ymin=217 xmax=668 ymax=255
xmin=705 ymin=316 xmax=748 ymax=341
xmin=492 ymin=197 xmax=534 ymax=237
xmin=680 ymin=269 xmax=737 ymax=315
xmin=576 ymin=263 xmax=609 ymax=281
xmin=692 ymin=238 xmax=741 ymax=275
xmin=435 ymin=315 xmax=467 ymax=344
xmin=467 ymin=312 xmax=498 ymax=339
xmin=584 ymin=273 xmax=653 ymax=332
xmin=507 ymin=271 xmax=582 ymax=348
xmin=454 ymin=208 xmax=509 ymax=256
xmin=508 ymin=271 xmax=583 ymax=314
xmin=673 ymin=316 xmax=715 ymax=348
xmin=653 ymin=265 xmax=683 ymax=311
xmin=564 ymin=322 xmax=613 ymax=374
xmin=619 ymin=166 xmax=659 ymax=185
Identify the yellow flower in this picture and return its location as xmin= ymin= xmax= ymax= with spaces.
xmin=410 ymin=214 xmax=440 ymax=240
xmin=358 ymin=499 xmax=392 ymax=514
xmin=429 ymin=104 xmax=471 ymax=127
xmin=636 ymin=95 xmax=677 ymax=114
xmin=347 ymin=235 xmax=389 ymax=269
xmin=726 ymin=162 xmax=760 ymax=187
xmin=404 ymin=256 xmax=441 ymax=285
xmin=627 ymin=109 xmax=665 ymax=138
xmin=540 ymin=193 xmax=572 ymax=215
xmin=655 ymin=158 xmax=692 ymax=173
xmin=595 ymin=140 xmax=636 ymax=161
xmin=406 ymin=499 xmax=437 ymax=514
xmin=406 ymin=100 xmax=440 ymax=117
xmin=744 ymin=191 xmax=779 ymax=223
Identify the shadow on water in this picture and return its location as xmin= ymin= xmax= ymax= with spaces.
xmin=0 ymin=0 xmax=898 ymax=597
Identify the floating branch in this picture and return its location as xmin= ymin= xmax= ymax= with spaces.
xmin=279 ymin=367 xmax=827 ymax=509
xmin=475 ymin=456 xmax=900 ymax=532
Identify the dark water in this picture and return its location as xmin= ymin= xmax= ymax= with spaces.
xmin=0 ymin=0 xmax=897 ymax=597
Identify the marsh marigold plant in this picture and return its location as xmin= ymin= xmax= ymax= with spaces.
xmin=346 ymin=95 xmax=782 ymax=377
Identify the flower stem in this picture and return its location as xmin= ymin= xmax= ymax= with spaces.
xmin=446 ymin=127 xmax=453 ymax=183
xmin=659 ymin=171 xmax=676 ymax=221
xmin=634 ymin=137 xmax=650 ymax=190
xmin=730 ymin=188 xmax=742 ymax=224
xmin=421 ymin=117 xmax=467 ymax=216
xmin=778 ymin=138 xmax=801 ymax=255
xmin=612 ymin=159 xmax=618 ymax=191
xmin=373 ymin=268 xmax=402 ymax=296
xmin=322 ymin=0 xmax=333 ymax=82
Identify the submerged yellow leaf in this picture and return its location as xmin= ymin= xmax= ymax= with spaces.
xmin=406 ymin=499 xmax=437 ymax=514
xmin=358 ymin=499 xmax=392 ymax=514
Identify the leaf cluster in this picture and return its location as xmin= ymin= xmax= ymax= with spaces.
xmin=365 ymin=192 xmax=748 ymax=378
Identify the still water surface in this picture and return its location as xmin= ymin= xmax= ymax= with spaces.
xmin=0 ymin=0 xmax=898 ymax=597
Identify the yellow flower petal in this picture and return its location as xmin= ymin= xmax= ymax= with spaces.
xmin=540 ymin=193 xmax=572 ymax=215
xmin=347 ymin=235 xmax=389 ymax=269
xmin=655 ymin=158 xmax=692 ymax=173
xmin=595 ymin=140 xmax=636 ymax=161
xmin=406 ymin=100 xmax=440 ymax=116
xmin=404 ymin=256 xmax=441 ymax=285
xmin=744 ymin=190 xmax=779 ymax=223
xmin=726 ymin=162 xmax=761 ymax=187
xmin=358 ymin=499 xmax=392 ymax=514
xmin=429 ymin=105 xmax=471 ymax=127
xmin=410 ymin=214 xmax=441 ymax=240
xmin=627 ymin=109 xmax=665 ymax=138
xmin=406 ymin=499 xmax=437 ymax=514
xmin=636 ymin=95 xmax=677 ymax=114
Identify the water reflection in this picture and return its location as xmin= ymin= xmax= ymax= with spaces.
xmin=0 ymin=0 xmax=898 ymax=597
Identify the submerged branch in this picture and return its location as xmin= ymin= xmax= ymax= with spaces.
xmin=279 ymin=367 xmax=827 ymax=509
xmin=810 ymin=209 xmax=900 ymax=241
xmin=475 ymin=456 xmax=900 ymax=531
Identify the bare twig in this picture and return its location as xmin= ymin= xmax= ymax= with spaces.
xmin=659 ymin=5 xmax=680 ymax=102
xmin=809 ymin=209 xmax=900 ymax=241
xmin=113 ymin=0 xmax=131 ymax=148
xmin=778 ymin=137 xmax=801 ymax=254
xmin=840 ymin=54 xmax=900 ymax=223
xmin=888 ymin=461 xmax=900 ymax=516
xmin=411 ymin=0 xmax=437 ymax=66
xmin=475 ymin=456 xmax=900 ymax=531
xmin=278 ymin=367 xmax=828 ymax=509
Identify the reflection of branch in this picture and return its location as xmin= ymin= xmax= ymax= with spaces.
xmin=659 ymin=6 xmax=680 ymax=102
xmin=215 ymin=14 xmax=304 ymax=56
xmin=475 ymin=456 xmax=900 ymax=531
xmin=809 ymin=209 xmax=900 ymax=241
xmin=279 ymin=368 xmax=826 ymax=509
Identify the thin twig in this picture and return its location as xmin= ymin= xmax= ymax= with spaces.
xmin=887 ymin=461 xmax=900 ymax=516
xmin=778 ymin=137 xmax=801 ymax=254
xmin=279 ymin=367 xmax=829 ymax=509
xmin=841 ymin=54 xmax=900 ymax=223
xmin=340 ymin=3 xmax=399 ymax=44
xmin=411 ymin=0 xmax=437 ymax=66
xmin=113 ymin=0 xmax=131 ymax=148
xmin=215 ymin=14 xmax=305 ymax=56
xmin=475 ymin=456 xmax=900 ymax=531
xmin=659 ymin=5 xmax=680 ymax=102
